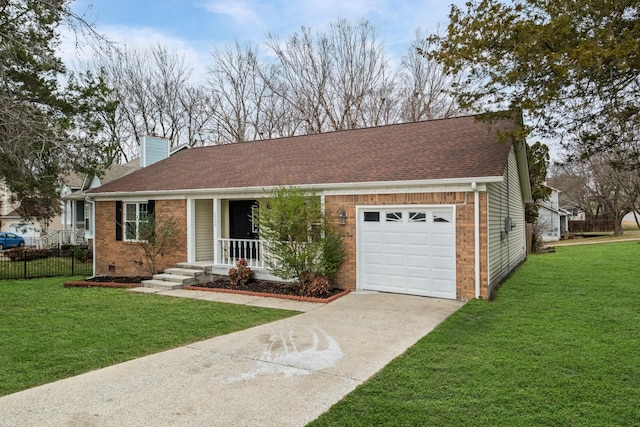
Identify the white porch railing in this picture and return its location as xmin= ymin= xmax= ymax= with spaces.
xmin=218 ymin=238 xmax=265 ymax=268
xmin=36 ymin=230 xmax=86 ymax=249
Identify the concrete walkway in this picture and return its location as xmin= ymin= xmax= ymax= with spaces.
xmin=131 ymin=286 xmax=329 ymax=312
xmin=0 ymin=291 xmax=463 ymax=426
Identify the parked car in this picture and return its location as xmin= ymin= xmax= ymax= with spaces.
xmin=0 ymin=232 xmax=25 ymax=250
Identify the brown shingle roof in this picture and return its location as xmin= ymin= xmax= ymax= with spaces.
xmin=91 ymin=115 xmax=517 ymax=195
xmin=97 ymin=158 xmax=141 ymax=186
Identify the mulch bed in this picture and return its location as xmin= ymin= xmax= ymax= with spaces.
xmin=185 ymin=275 xmax=349 ymax=303
xmin=63 ymin=274 xmax=350 ymax=302
xmin=64 ymin=276 xmax=149 ymax=288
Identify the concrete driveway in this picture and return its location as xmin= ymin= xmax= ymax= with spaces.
xmin=0 ymin=292 xmax=463 ymax=426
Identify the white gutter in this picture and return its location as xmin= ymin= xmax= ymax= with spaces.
xmin=85 ymin=196 xmax=96 ymax=278
xmin=472 ymin=182 xmax=481 ymax=299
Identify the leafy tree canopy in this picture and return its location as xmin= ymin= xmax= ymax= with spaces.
xmin=0 ymin=0 xmax=115 ymax=220
xmin=428 ymin=0 xmax=640 ymax=164
xmin=525 ymin=141 xmax=552 ymax=223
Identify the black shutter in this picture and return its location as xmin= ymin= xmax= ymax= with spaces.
xmin=115 ymin=201 xmax=123 ymax=241
xmin=146 ymin=200 xmax=156 ymax=240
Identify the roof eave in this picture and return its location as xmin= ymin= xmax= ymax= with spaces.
xmin=88 ymin=176 xmax=506 ymax=199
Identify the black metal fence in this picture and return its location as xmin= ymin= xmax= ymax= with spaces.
xmin=0 ymin=247 xmax=93 ymax=280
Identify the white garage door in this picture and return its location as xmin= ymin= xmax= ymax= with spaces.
xmin=358 ymin=206 xmax=457 ymax=299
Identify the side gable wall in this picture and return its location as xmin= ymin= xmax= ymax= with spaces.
xmin=487 ymin=147 xmax=527 ymax=296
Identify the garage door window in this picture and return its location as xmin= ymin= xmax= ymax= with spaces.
xmin=363 ymin=211 xmax=380 ymax=222
xmin=385 ymin=212 xmax=403 ymax=222
xmin=433 ymin=211 xmax=453 ymax=223
xmin=409 ymin=212 xmax=427 ymax=222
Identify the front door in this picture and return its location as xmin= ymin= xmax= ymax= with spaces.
xmin=229 ymin=200 xmax=258 ymax=239
xmin=229 ymin=200 xmax=259 ymax=261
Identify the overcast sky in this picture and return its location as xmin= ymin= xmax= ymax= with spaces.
xmin=67 ymin=0 xmax=466 ymax=79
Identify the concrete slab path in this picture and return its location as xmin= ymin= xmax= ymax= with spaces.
xmin=0 ymin=292 xmax=463 ymax=427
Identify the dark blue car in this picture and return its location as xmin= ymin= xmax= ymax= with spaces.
xmin=0 ymin=232 xmax=25 ymax=250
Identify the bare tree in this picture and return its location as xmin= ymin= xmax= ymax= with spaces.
xmin=266 ymin=26 xmax=332 ymax=134
xmin=97 ymin=44 xmax=214 ymax=159
xmin=206 ymin=42 xmax=268 ymax=143
xmin=397 ymin=30 xmax=461 ymax=122
xmin=550 ymin=153 xmax=640 ymax=236
xmin=266 ymin=18 xmax=395 ymax=134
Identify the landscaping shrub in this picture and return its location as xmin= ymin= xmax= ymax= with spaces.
xmin=70 ymin=246 xmax=92 ymax=262
xmin=299 ymin=271 xmax=332 ymax=298
xmin=255 ymin=186 xmax=345 ymax=281
xmin=228 ymin=259 xmax=254 ymax=286
xmin=7 ymin=248 xmax=49 ymax=261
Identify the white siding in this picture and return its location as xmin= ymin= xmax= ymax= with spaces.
xmin=536 ymin=205 xmax=561 ymax=242
xmin=195 ymin=199 xmax=214 ymax=261
xmin=220 ymin=200 xmax=229 ymax=239
xmin=487 ymin=147 xmax=527 ymax=294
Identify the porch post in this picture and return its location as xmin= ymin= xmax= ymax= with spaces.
xmin=71 ymin=200 xmax=77 ymax=244
xmin=186 ymin=199 xmax=194 ymax=262
xmin=213 ymin=198 xmax=221 ymax=265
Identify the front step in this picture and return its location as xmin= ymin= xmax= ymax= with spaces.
xmin=142 ymin=264 xmax=208 ymax=290
xmin=164 ymin=267 xmax=202 ymax=277
xmin=151 ymin=273 xmax=193 ymax=283
xmin=141 ymin=279 xmax=184 ymax=291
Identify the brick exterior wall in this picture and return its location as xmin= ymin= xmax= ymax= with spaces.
xmin=325 ymin=192 xmax=488 ymax=301
xmin=95 ymin=200 xmax=188 ymax=277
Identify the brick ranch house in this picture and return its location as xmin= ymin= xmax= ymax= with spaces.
xmin=88 ymin=114 xmax=532 ymax=301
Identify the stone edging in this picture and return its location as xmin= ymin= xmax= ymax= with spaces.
xmin=183 ymin=285 xmax=350 ymax=303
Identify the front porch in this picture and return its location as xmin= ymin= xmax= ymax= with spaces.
xmin=187 ymin=198 xmax=283 ymax=281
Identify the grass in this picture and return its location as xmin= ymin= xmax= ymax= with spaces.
xmin=310 ymin=241 xmax=640 ymax=426
xmin=0 ymin=277 xmax=297 ymax=396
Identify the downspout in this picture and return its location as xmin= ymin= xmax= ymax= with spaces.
xmin=472 ymin=182 xmax=480 ymax=299
xmin=85 ymin=196 xmax=96 ymax=279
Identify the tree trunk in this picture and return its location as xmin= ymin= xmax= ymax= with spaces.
xmin=614 ymin=213 xmax=624 ymax=236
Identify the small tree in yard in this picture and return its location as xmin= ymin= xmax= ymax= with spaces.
xmin=136 ymin=214 xmax=178 ymax=276
xmin=255 ymin=187 xmax=345 ymax=289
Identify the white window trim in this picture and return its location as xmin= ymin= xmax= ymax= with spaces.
xmin=84 ymin=201 xmax=93 ymax=237
xmin=123 ymin=202 xmax=149 ymax=242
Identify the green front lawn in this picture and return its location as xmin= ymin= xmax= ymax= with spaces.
xmin=310 ymin=242 xmax=640 ymax=426
xmin=0 ymin=277 xmax=297 ymax=396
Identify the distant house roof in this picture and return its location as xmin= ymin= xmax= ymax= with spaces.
xmin=1 ymin=209 xmax=21 ymax=218
xmin=90 ymin=115 xmax=521 ymax=196
xmin=98 ymin=158 xmax=141 ymax=186
xmin=60 ymin=173 xmax=85 ymax=189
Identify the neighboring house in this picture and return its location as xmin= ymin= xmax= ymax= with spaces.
xmin=0 ymin=181 xmax=46 ymax=244
xmin=60 ymin=136 xmax=185 ymax=246
xmin=60 ymin=159 xmax=141 ymax=246
xmin=0 ymin=209 xmax=41 ymax=246
xmin=536 ymin=187 xmax=570 ymax=242
xmin=88 ymin=114 xmax=532 ymax=301
xmin=565 ymin=206 xmax=586 ymax=221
